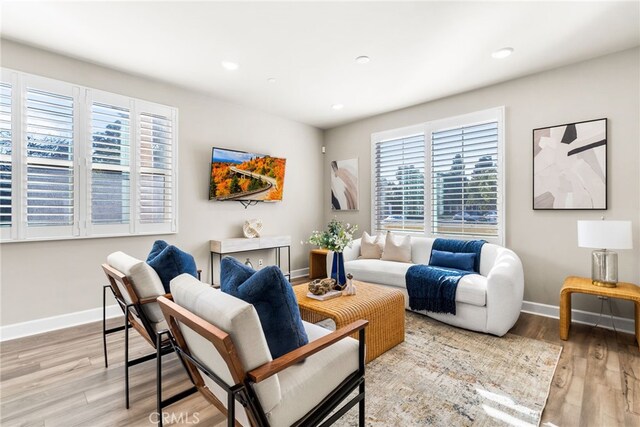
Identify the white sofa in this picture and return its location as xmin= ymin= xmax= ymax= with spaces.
xmin=326 ymin=236 xmax=524 ymax=336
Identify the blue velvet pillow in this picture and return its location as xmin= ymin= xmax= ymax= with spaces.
xmin=430 ymin=249 xmax=476 ymax=272
xmin=221 ymin=257 xmax=309 ymax=359
xmin=147 ymin=240 xmax=169 ymax=261
xmin=147 ymin=241 xmax=198 ymax=292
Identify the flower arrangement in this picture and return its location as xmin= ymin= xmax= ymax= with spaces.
xmin=308 ymin=219 xmax=358 ymax=253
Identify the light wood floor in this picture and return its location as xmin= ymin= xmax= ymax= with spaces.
xmin=1 ymin=287 xmax=639 ymax=426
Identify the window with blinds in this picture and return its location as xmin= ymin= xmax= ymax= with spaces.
xmin=0 ymin=82 xmax=11 ymax=229
xmin=372 ymin=133 xmax=425 ymax=233
xmin=91 ymin=102 xmax=131 ymax=225
xmin=139 ymin=112 xmax=173 ymax=224
xmin=1 ymin=69 xmax=178 ymax=242
xmin=25 ymin=88 xmax=75 ymax=227
xmin=430 ymin=121 xmax=500 ymax=240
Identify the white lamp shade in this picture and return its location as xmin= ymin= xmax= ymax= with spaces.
xmin=577 ymin=220 xmax=633 ymax=249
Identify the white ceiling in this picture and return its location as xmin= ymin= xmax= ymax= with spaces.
xmin=1 ymin=1 xmax=639 ymax=129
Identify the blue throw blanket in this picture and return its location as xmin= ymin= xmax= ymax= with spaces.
xmin=405 ymin=239 xmax=485 ymax=315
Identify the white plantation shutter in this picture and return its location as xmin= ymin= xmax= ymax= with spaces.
xmin=428 ymin=110 xmax=503 ymax=243
xmin=25 ymin=87 xmax=75 ymax=234
xmin=138 ymin=109 xmax=175 ymax=231
xmin=372 ymin=131 xmax=425 ymax=233
xmin=371 ymin=108 xmax=504 ymax=245
xmin=0 ymin=82 xmax=11 ymax=231
xmin=0 ymin=68 xmax=178 ymax=242
xmin=90 ymin=101 xmax=131 ymax=228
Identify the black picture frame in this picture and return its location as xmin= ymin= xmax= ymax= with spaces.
xmin=532 ymin=118 xmax=607 ymax=210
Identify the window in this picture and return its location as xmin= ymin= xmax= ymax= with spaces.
xmin=371 ymin=125 xmax=426 ymax=233
xmin=90 ymin=98 xmax=131 ymax=232
xmin=372 ymin=108 xmax=504 ymax=244
xmin=1 ymin=69 xmax=178 ymax=242
xmin=138 ymin=109 xmax=174 ymax=227
xmin=0 ymin=82 xmax=11 ymax=239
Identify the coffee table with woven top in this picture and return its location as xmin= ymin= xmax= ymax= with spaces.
xmin=294 ymin=281 xmax=405 ymax=362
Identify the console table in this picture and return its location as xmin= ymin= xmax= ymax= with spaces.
xmin=210 ymin=235 xmax=291 ymax=286
xmin=560 ymin=275 xmax=640 ymax=350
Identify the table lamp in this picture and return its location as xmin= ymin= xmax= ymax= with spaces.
xmin=577 ymin=220 xmax=633 ymax=287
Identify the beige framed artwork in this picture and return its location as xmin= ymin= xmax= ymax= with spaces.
xmin=331 ymin=158 xmax=359 ymax=211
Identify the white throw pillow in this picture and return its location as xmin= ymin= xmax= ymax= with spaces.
xmin=381 ymin=232 xmax=412 ymax=263
xmin=359 ymin=231 xmax=384 ymax=259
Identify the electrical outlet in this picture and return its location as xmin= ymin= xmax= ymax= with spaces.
xmin=258 ymin=259 xmax=264 ymax=267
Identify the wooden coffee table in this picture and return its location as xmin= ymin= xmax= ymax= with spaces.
xmin=294 ymin=281 xmax=405 ymax=362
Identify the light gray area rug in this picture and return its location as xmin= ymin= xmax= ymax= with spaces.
xmin=335 ymin=312 xmax=562 ymax=427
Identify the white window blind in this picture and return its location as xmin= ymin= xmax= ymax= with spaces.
xmin=138 ymin=111 xmax=174 ymax=225
xmin=25 ymin=88 xmax=75 ymax=228
xmin=1 ymin=69 xmax=178 ymax=242
xmin=372 ymin=133 xmax=425 ymax=233
xmin=0 ymin=82 xmax=11 ymax=229
xmin=430 ymin=121 xmax=500 ymax=240
xmin=91 ymin=102 xmax=131 ymax=226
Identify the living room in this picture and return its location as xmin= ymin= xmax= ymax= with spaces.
xmin=1 ymin=1 xmax=639 ymax=426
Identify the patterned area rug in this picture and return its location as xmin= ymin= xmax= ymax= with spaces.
xmin=334 ymin=312 xmax=562 ymax=426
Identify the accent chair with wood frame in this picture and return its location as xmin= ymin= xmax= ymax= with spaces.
xmin=101 ymin=251 xmax=197 ymax=409
xmin=158 ymin=273 xmax=368 ymax=427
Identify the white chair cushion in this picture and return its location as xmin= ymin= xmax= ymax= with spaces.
xmin=266 ymin=321 xmax=359 ymax=427
xmin=344 ymin=260 xmax=486 ymax=307
xmin=170 ymin=274 xmax=281 ymax=414
xmin=107 ymin=251 xmax=165 ymax=323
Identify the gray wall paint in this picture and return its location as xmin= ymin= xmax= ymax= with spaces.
xmin=0 ymin=40 xmax=324 ymax=326
xmin=323 ymin=48 xmax=640 ymax=318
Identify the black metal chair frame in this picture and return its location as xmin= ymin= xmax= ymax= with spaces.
xmin=158 ymin=295 xmax=367 ymax=427
xmin=102 ymin=278 xmax=197 ymax=411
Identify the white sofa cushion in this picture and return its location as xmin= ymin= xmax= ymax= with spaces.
xmin=107 ymin=251 xmax=165 ymax=323
xmin=345 ymin=259 xmax=411 ymax=288
xmin=344 ymin=259 xmax=487 ymax=307
xmin=359 ymin=231 xmax=383 ymax=259
xmin=381 ymin=232 xmax=412 ymax=263
xmin=170 ymin=274 xmax=281 ymax=416
xmin=266 ymin=321 xmax=359 ymax=427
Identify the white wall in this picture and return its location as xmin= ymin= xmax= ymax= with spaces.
xmin=0 ymin=40 xmax=324 ymax=327
xmin=323 ymin=48 xmax=640 ymax=318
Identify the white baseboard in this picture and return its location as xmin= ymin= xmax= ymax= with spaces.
xmin=2 ymin=294 xmax=633 ymax=343
xmin=291 ymin=267 xmax=309 ymax=279
xmin=521 ymin=300 xmax=635 ymax=335
xmin=0 ymin=304 xmax=122 ymax=342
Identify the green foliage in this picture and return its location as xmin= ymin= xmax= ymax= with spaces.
xmin=308 ymin=219 xmax=358 ymax=253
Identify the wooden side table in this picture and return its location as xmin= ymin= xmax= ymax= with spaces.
xmin=308 ymin=249 xmax=329 ymax=280
xmin=560 ymin=275 xmax=640 ymax=349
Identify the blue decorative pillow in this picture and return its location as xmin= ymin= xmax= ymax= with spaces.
xmin=221 ymin=257 xmax=309 ymax=359
xmin=147 ymin=240 xmax=169 ymax=261
xmin=147 ymin=241 xmax=198 ymax=292
xmin=430 ymin=250 xmax=476 ymax=272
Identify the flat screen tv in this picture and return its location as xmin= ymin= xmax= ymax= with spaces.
xmin=209 ymin=147 xmax=286 ymax=202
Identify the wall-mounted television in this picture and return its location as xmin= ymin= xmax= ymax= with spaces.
xmin=209 ymin=147 xmax=287 ymax=202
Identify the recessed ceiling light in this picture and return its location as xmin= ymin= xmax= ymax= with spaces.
xmin=332 ymin=104 xmax=344 ymax=110
xmin=267 ymin=77 xmax=277 ymax=83
xmin=221 ymin=61 xmax=239 ymax=71
xmin=491 ymin=47 xmax=514 ymax=59
xmin=355 ymin=55 xmax=370 ymax=64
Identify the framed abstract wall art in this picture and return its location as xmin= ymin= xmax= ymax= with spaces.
xmin=533 ymin=118 xmax=607 ymax=210
xmin=331 ymin=158 xmax=359 ymax=210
